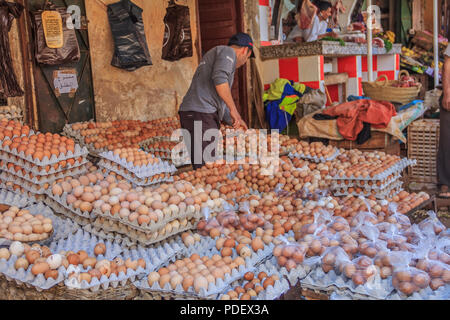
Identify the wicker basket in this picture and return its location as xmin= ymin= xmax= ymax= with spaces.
xmin=407 ymin=119 xmax=440 ymax=184
xmin=362 ymin=70 xmax=422 ymax=104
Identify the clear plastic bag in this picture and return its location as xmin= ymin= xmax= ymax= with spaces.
xmin=412 ymin=241 xmax=450 ymax=290
xmin=418 ymin=211 xmax=446 ymax=236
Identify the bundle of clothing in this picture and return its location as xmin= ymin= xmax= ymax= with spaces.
xmin=313 ymin=99 xmax=397 ymax=144
xmin=264 ymin=78 xmax=327 ymax=131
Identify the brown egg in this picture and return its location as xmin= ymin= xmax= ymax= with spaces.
xmin=251 ymin=237 xmax=264 ymax=252
xmin=14 ymin=258 xmax=29 ymax=270
xmin=94 ymin=243 xmax=106 ymax=256
xmin=44 ymin=269 xmax=59 ymax=280
xmin=83 ymin=257 xmax=97 ymax=269
xmin=263 ymin=278 xmax=274 ymax=289
xmin=77 ymin=250 xmax=89 ymax=263
xmin=26 ymin=250 xmax=41 ymax=264
xmin=182 ymin=275 xmax=194 ymax=291
xmin=67 ymin=254 xmax=80 ymax=266
xmin=221 ymin=247 xmax=233 ymax=257
xmin=31 ymin=262 xmax=50 ymax=275
xmin=244 ymin=272 xmax=254 ymax=281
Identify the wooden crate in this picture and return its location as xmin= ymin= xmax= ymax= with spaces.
xmin=328 ymin=131 xmax=401 ymax=156
xmin=407 ymin=119 xmax=440 ymax=184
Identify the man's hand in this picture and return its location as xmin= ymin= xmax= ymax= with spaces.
xmin=216 ymin=82 xmax=249 ymax=131
xmin=231 ymin=112 xmax=248 ymax=130
xmin=443 ymin=94 xmax=450 ymax=111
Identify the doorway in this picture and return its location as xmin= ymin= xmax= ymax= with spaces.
xmin=197 ymin=0 xmax=248 ymax=124
xmin=25 ymin=0 xmax=95 ymax=133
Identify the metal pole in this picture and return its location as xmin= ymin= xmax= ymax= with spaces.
xmin=433 ymin=0 xmax=439 ymax=87
xmin=367 ymin=0 xmax=373 ymax=82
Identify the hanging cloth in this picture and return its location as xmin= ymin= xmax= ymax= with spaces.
xmin=162 ymin=2 xmax=193 ymax=61
xmin=0 ymin=0 xmax=24 ymax=98
xmin=296 ymin=0 xmax=317 ymax=29
xmin=107 ymin=0 xmax=152 ymax=71
xmin=30 ymin=2 xmax=81 ymax=65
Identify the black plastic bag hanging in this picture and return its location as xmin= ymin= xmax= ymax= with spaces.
xmin=107 ymin=0 xmax=152 ymax=71
xmin=30 ymin=2 xmax=81 ymax=65
xmin=162 ymin=2 xmax=193 ymax=61
xmin=0 ymin=0 xmax=24 ymax=98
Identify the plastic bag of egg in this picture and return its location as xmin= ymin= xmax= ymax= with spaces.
xmin=0 ymin=206 xmax=53 ymax=242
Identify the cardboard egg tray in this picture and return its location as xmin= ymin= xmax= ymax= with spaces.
xmin=0 ymin=152 xmax=89 ymax=176
xmin=15 ymin=202 xmax=79 ymax=243
xmin=328 ymin=159 xmax=417 ymax=181
xmin=48 ymin=230 xmax=143 ymax=292
xmin=0 ymin=255 xmax=67 ymax=291
xmin=386 ymin=284 xmax=450 ymax=300
xmin=332 ymin=180 xmax=404 ymax=199
xmin=64 ymin=263 xmax=146 ymax=292
xmin=0 ymin=189 xmax=32 ymax=208
xmin=49 ymin=229 xmax=124 ymax=261
xmin=99 ymin=151 xmax=176 ymax=177
xmin=43 ymin=196 xmax=93 ymax=227
xmin=0 ymin=139 xmax=89 ymax=167
xmin=82 ymin=224 xmax=138 ymax=247
xmin=0 ymin=183 xmax=46 ymax=202
xmin=89 ymin=215 xmax=200 ymax=246
xmin=218 ymin=262 xmax=291 ymax=300
xmin=300 ymin=265 xmax=395 ymax=300
xmin=45 ymin=191 xmax=97 ymax=220
xmin=330 ymin=174 xmax=401 ymax=191
xmin=0 ymin=105 xmax=23 ymax=118
xmin=0 ymin=162 xmax=89 ymax=185
xmin=133 ymin=247 xmax=257 ymax=300
xmin=92 ymin=199 xmax=226 ymax=235
xmin=263 ymin=255 xmax=318 ymax=287
xmin=99 ymin=167 xmax=173 ymax=187
xmin=289 ymin=149 xmax=340 ymax=163
xmin=0 ymin=171 xmax=48 ymax=195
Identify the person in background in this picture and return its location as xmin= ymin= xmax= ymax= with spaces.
xmin=287 ymin=0 xmax=337 ymax=43
xmin=178 ymin=33 xmax=253 ymax=170
xmin=438 ymin=45 xmax=450 ymax=197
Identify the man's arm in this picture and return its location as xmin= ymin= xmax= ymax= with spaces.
xmin=443 ymin=55 xmax=450 ymax=111
xmin=215 ymin=83 xmax=248 ymax=130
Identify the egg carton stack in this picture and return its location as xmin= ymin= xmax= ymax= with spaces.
xmin=134 ymin=247 xmax=256 ymax=300
xmin=328 ymin=158 xmax=416 ymax=199
xmin=44 ymin=188 xmax=95 ymax=228
xmin=97 ymin=150 xmax=176 ymax=187
xmin=91 ymin=198 xmax=226 ymax=246
xmin=288 ymin=148 xmax=340 ymax=163
xmin=0 ymin=138 xmax=89 ymax=201
xmin=218 ymin=263 xmax=291 ymax=300
xmin=47 ymin=230 xmax=148 ymax=292
xmin=0 ymin=248 xmax=67 ymax=291
xmin=0 ymin=189 xmax=32 ymax=209
xmin=139 ymin=141 xmax=190 ymax=167
xmin=0 ymin=105 xmax=23 ymax=122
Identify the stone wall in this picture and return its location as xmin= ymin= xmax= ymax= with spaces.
xmin=85 ymin=0 xmax=200 ymax=122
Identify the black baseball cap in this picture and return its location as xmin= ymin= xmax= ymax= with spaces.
xmin=228 ymin=32 xmax=255 ymax=58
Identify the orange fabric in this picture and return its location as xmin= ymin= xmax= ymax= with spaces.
xmin=322 ymin=100 xmax=397 ymax=141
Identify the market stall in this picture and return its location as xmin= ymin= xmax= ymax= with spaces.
xmin=0 ymin=0 xmax=448 ymax=303
xmin=260 ymin=41 xmax=402 ymax=101
xmin=0 ymin=116 xmax=447 ymax=301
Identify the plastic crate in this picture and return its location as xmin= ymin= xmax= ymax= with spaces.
xmin=407 ymin=119 xmax=440 ymax=183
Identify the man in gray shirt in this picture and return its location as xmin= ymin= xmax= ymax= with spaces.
xmin=179 ymin=33 xmax=254 ymax=169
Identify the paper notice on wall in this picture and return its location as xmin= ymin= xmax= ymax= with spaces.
xmin=42 ymin=10 xmax=64 ymax=49
xmin=53 ymin=69 xmax=78 ymax=97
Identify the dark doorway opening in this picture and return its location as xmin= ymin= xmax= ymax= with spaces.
xmin=196 ymin=0 xmax=248 ymax=124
